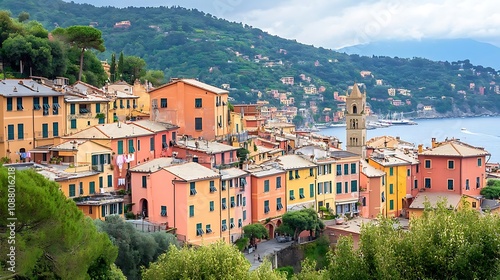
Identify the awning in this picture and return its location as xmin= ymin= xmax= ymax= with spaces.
xmin=29 ymin=150 xmax=49 ymax=153
xmin=335 ymin=198 xmax=359 ymax=205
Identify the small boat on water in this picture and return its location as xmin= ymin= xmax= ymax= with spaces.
xmin=461 ymin=128 xmax=466 ymax=131
xmin=329 ymin=123 xmax=346 ymax=127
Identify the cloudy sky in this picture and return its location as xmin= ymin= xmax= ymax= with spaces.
xmin=67 ymin=0 xmax=500 ymax=49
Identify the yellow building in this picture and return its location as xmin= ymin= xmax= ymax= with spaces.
xmin=106 ymin=81 xmax=140 ymax=122
xmin=266 ymin=122 xmax=295 ymax=134
xmin=132 ymin=80 xmax=151 ymax=116
xmin=277 ymin=154 xmax=317 ymax=211
xmin=368 ymin=149 xmax=417 ymax=217
xmin=295 ymin=146 xmax=337 ymax=210
xmin=65 ymin=92 xmax=110 ymax=135
xmin=76 ymin=195 xmax=125 ymax=220
xmin=0 ymin=79 xmax=67 ymax=163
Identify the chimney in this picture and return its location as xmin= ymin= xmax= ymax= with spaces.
xmin=418 ymin=144 xmax=423 ymax=153
xmin=431 ymin=138 xmax=437 ymax=148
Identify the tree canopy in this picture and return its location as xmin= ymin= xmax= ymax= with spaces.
xmin=326 ymin=199 xmax=500 ymax=280
xmin=279 ymin=208 xmax=324 ymax=240
xmin=0 ymin=167 xmax=118 ymax=279
xmin=95 ymin=215 xmax=178 ymax=280
xmin=243 ymin=223 xmax=269 ymax=245
xmin=142 ymin=241 xmax=286 ymax=280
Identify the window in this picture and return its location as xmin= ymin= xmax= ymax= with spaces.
xmin=189 ymin=205 xmax=194 ymax=217
xmin=243 ymin=210 xmax=247 ymax=221
xmin=128 ymin=139 xmax=135 ymax=153
xmin=336 ymin=165 xmax=342 ymax=175
xmin=160 ymin=98 xmax=167 ymax=108
xmin=95 ymin=103 xmax=101 ymax=113
xmin=79 ymin=182 xmax=84 ymax=195
xmin=150 ymin=137 xmax=155 ymax=151
xmin=362 ymin=197 xmax=366 ymax=206
xmin=389 ymin=167 xmax=394 ymax=176
xmin=476 ymin=177 xmax=481 ymax=188
xmin=310 ymin=183 xmax=314 ymax=198
xmin=195 ymin=98 xmax=202 ymax=108
xmin=351 ymin=163 xmax=357 ymax=174
xmin=221 ymin=198 xmax=227 ymax=209
xmin=289 ymin=171 xmax=294 ymax=180
xmin=209 ymin=181 xmax=217 ymax=192
xmin=107 ymin=175 xmax=113 ymax=187
xmin=52 ymin=122 xmax=59 ymax=137
xmin=43 ymin=97 xmax=49 ymax=115
xmin=17 ymin=124 xmax=24 ymax=140
xmin=190 ymin=182 xmax=197 ymax=195
xmin=264 ymin=180 xmax=269 ymax=192
xmin=126 ymin=100 xmax=130 ymax=109
xmin=89 ymin=182 xmax=95 ymax=194
xmin=416 ymin=165 xmax=419 ymax=173
xmin=120 ymin=100 xmax=124 ymax=109
xmin=325 ymin=181 xmax=331 ymax=193
xmin=295 ymin=170 xmax=300 ymax=179
xmin=447 ymin=179 xmax=454 ymax=190
xmin=407 ymin=169 xmax=410 ymax=176
xmin=472 ymin=202 xmax=477 ymax=208
xmin=230 ymin=196 xmax=235 ymax=208
xmin=52 ymin=97 xmax=59 ymax=114
xmin=299 ymin=188 xmax=305 ymax=199
xmin=344 ymin=164 xmax=349 ymax=175
xmin=222 ymin=220 xmax=227 ymax=231
xmin=276 ymin=177 xmax=282 ymax=188
xmin=221 ymin=180 xmax=226 ymax=191
xmin=389 ymin=184 xmax=394 ymax=194
xmin=99 ymin=176 xmax=103 ymax=189
xmin=414 ymin=179 xmax=418 ymax=189
xmin=351 ymin=180 xmax=358 ymax=192
xmin=162 ymin=134 xmax=168 ymax=149
xmin=466 ymin=179 xmax=470 ymax=190
xmin=42 ymin=124 xmax=48 ymax=138
xmin=425 ymin=160 xmax=431 ymax=168
xmin=142 ymin=176 xmax=147 ymax=188
xmin=336 ymin=182 xmax=342 ymax=194
xmin=195 ymin=118 xmax=202 ymax=130
xmin=309 ymin=168 xmax=314 ymax=176
xmin=289 ymin=190 xmax=295 ymax=200
xmin=210 ymin=201 xmax=214 ymax=211
xmin=70 ymin=119 xmax=77 ymax=129
xmin=161 ymin=206 xmax=167 ymax=217
xmin=243 ymin=197 xmax=246 ymax=206
xmin=448 ymin=160 xmax=454 ymax=169
xmin=117 ymin=140 xmax=123 ymax=155
xmin=277 ymin=198 xmax=283 ymax=211
xmin=69 ymin=184 xmax=76 ymax=197
xmin=196 ymin=223 xmax=203 ymax=236
xmin=478 ymin=158 xmax=482 ymax=167
xmin=6 ymin=97 xmax=12 ymax=111
xmin=206 ymin=224 xmax=212 ymax=233
xmin=344 ymin=182 xmax=348 ymax=193
xmin=318 ymin=182 xmax=323 ymax=195
xmin=33 ymin=97 xmax=41 ymax=110
xmin=238 ymin=219 xmax=242 ymax=228
xmin=264 ymin=200 xmax=270 ymax=213
xmin=389 ymin=200 xmax=394 ymax=210
xmin=133 ymin=100 xmax=137 ymax=108
xmin=381 ymin=191 xmax=385 ymax=203
xmin=16 ymin=97 xmax=23 ymax=110
xmin=425 ymin=178 xmax=431 ymax=188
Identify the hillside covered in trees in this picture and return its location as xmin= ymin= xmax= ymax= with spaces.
xmin=1 ymin=0 xmax=500 ymax=115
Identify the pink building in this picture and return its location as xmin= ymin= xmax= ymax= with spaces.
xmin=172 ymin=139 xmax=240 ymax=169
xmin=359 ymin=163 xmax=385 ymax=218
xmin=332 ymin=150 xmax=361 ymax=216
xmin=417 ymin=139 xmax=490 ymax=196
xmin=130 ymin=120 xmax=179 ymax=158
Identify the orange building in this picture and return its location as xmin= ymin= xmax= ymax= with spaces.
xmin=149 ymin=79 xmax=229 ymax=140
xmin=248 ymin=163 xmax=286 ymax=238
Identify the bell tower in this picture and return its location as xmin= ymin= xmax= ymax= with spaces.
xmin=345 ymin=83 xmax=366 ymax=158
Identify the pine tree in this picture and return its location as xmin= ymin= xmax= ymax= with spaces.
xmin=109 ymin=53 xmax=116 ymax=83
xmin=117 ymin=51 xmax=124 ymax=81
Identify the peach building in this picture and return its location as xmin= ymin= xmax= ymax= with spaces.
xmin=130 ymin=159 xmax=229 ymax=245
xmin=248 ymin=163 xmax=286 ymax=238
xmin=149 ymin=79 xmax=229 ymax=140
xmin=359 ymin=162 xmax=385 ymax=218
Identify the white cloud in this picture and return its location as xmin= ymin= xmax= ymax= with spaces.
xmin=67 ymin=0 xmax=500 ymax=48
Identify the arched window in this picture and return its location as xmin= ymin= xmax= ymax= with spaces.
xmin=352 ymin=105 xmax=357 ymax=114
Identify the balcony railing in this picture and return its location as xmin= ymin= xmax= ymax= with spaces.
xmin=68 ymin=112 xmax=94 ymax=119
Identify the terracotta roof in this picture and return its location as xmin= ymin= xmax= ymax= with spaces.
xmin=420 ymin=140 xmax=490 ymax=157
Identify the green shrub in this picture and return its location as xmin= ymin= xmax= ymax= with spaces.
xmin=234 ymin=237 xmax=249 ymax=251
xmin=275 ymin=266 xmax=294 ymax=279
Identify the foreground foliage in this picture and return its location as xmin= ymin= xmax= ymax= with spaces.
xmin=95 ymin=215 xmax=178 ymax=280
xmin=142 ymin=241 xmax=286 ymax=280
xmin=0 ymin=168 xmax=118 ymax=279
xmin=327 ymin=200 xmax=500 ymax=280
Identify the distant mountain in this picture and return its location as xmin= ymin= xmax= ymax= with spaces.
xmin=339 ymin=39 xmax=500 ymax=70
xmin=1 ymin=0 xmax=500 ymax=116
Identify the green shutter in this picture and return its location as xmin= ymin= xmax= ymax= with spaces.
xmin=17 ymin=124 xmax=24 ymax=140
xmin=107 ymin=175 xmax=112 ymax=187
xmin=101 ymin=205 xmax=106 ymax=217
xmin=264 ymin=180 xmax=269 ymax=192
xmin=310 ymin=183 xmax=314 ymax=198
xmin=189 ymin=205 xmax=194 ymax=217
xmin=70 ymin=119 xmax=77 ymax=129
xmin=118 ymin=202 xmax=123 ymax=214
xmin=128 ymin=139 xmax=135 ymax=153
xmin=53 ymin=122 xmax=59 ymax=137
xmin=99 ymin=176 xmax=103 ymax=189
xmin=96 ymin=103 xmax=101 ymax=113
xmin=336 ymin=183 xmax=342 ymax=194
xmin=142 ymin=176 xmax=147 ymax=188
xmin=351 ymin=180 xmax=358 ymax=192
xmin=69 ymin=184 xmax=75 ymax=197
xmin=390 ymin=184 xmax=394 ymax=194
xmin=89 ymin=182 xmax=95 ymax=194
xmin=117 ymin=140 xmax=123 ymax=154
xmin=70 ymin=104 xmax=75 ymax=114
xmin=7 ymin=125 xmax=14 ymax=140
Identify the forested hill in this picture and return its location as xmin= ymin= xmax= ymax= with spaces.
xmin=1 ymin=0 xmax=500 ymax=115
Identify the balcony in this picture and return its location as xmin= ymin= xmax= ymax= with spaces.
xmin=227 ymin=131 xmax=249 ymax=143
xmin=67 ymin=112 xmax=94 ymax=120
